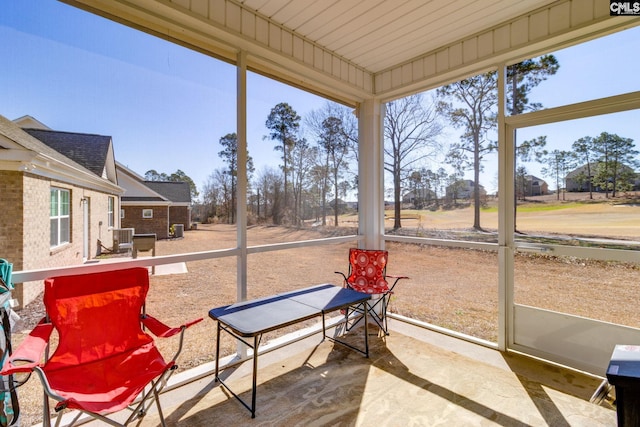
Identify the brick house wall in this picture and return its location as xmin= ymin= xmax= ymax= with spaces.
xmin=169 ymin=206 xmax=190 ymax=230
xmin=21 ymin=176 xmax=75 ymax=308
xmin=1 ymin=171 xmax=117 ymax=308
xmin=121 ymin=205 xmax=169 ymax=239
xmin=0 ymin=171 xmax=24 ymax=272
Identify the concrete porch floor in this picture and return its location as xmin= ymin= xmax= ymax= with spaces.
xmin=75 ymin=320 xmax=616 ymax=426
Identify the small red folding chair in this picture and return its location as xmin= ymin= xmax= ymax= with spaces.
xmin=335 ymin=248 xmax=408 ymax=335
xmin=0 ymin=267 xmax=202 ymax=427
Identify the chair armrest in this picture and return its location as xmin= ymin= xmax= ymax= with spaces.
xmin=385 ymin=274 xmax=409 ymax=291
xmin=141 ymin=315 xmax=203 ymax=338
xmin=1 ymin=318 xmax=53 ymax=375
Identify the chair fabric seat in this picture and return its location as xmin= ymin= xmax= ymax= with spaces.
xmin=45 ymin=341 xmax=173 ymax=414
xmin=346 ymin=249 xmax=390 ymax=294
xmin=0 ymin=267 xmax=202 ymax=426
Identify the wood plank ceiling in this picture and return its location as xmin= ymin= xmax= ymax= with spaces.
xmin=238 ymin=0 xmax=558 ymax=74
xmin=63 ymin=0 xmax=633 ymax=103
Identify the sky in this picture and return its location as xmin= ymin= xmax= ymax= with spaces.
xmin=1 ymin=0 xmax=639 ymax=198
xmin=0 ymin=0 xmax=332 ymax=199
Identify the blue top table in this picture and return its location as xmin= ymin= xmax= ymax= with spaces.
xmin=209 ymin=283 xmax=371 ymax=418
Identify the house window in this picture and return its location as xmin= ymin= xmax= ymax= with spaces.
xmin=50 ymin=188 xmax=70 ymax=248
xmin=107 ymin=196 xmax=115 ymax=227
xmin=142 ymin=209 xmax=153 ymax=219
xmin=120 ymin=209 xmax=125 ymax=219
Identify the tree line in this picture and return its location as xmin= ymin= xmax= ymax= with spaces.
xmin=186 ymin=54 xmax=638 ymax=231
xmin=192 ymin=56 xmax=561 ymax=229
xmin=198 ymin=102 xmax=358 ymax=226
xmin=538 ymin=132 xmax=639 ymax=201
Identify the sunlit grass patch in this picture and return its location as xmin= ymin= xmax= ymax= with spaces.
xmin=516 ymin=202 xmax=582 ymax=212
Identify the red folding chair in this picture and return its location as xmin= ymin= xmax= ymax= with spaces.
xmin=0 ymin=267 xmax=202 ymax=427
xmin=335 ymin=248 xmax=408 ymax=335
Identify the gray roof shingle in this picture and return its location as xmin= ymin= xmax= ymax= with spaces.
xmin=121 ymin=196 xmax=166 ymax=202
xmin=0 ymin=115 xmax=95 ymax=176
xmin=23 ymin=128 xmax=111 ymax=177
xmin=144 ymin=181 xmax=191 ymax=203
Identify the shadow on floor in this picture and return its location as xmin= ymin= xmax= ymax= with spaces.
xmin=139 ymin=328 xmax=615 ymax=426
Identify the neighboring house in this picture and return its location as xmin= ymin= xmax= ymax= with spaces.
xmin=0 ymin=115 xmax=123 ymax=307
xmin=517 ymin=175 xmax=549 ymax=197
xmin=402 ymin=188 xmax=436 ymax=206
xmin=116 ymin=162 xmax=191 ymax=239
xmin=328 ymin=198 xmax=348 ymax=213
xmin=566 ymin=164 xmax=596 ymax=192
xmin=445 ymin=180 xmax=487 ymax=200
xmin=566 ymin=163 xmax=640 ymax=192
xmin=344 ymin=201 xmax=358 ymax=210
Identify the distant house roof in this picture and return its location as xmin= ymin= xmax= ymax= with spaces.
xmin=23 ymin=128 xmax=112 ymax=178
xmin=566 ymin=163 xmax=635 ymax=179
xmin=525 ymin=175 xmax=546 ymax=183
xmin=145 ymin=181 xmax=191 ymax=204
xmin=566 ymin=164 xmax=592 ymax=179
xmin=121 ymin=196 xmax=166 ymax=202
xmin=115 ymin=162 xmax=191 ymax=205
xmin=403 ymin=188 xmax=436 ymax=199
xmin=447 ymin=179 xmax=485 ymax=189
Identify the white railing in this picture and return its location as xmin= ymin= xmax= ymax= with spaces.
xmin=11 ymin=235 xmax=361 ymax=283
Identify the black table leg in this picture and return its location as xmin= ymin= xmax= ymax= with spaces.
xmin=321 ymin=313 xmax=326 ymax=341
xmin=364 ymin=304 xmax=369 ymax=357
xmin=251 ymin=335 xmax=259 ymax=418
xmin=215 ymin=321 xmax=221 ymax=381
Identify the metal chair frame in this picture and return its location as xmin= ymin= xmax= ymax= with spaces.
xmin=0 ymin=268 xmax=201 ymax=427
xmin=335 ymin=248 xmax=408 ymax=335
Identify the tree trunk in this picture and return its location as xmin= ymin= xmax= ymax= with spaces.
xmin=473 ymin=137 xmax=482 ymax=230
xmin=587 ymin=163 xmax=593 ymax=199
xmin=394 ymin=168 xmax=402 ymax=230
xmin=334 ymin=171 xmax=339 ymax=228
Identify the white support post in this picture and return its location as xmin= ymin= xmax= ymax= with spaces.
xmin=357 ymin=98 xmax=385 ymax=250
xmin=237 ymin=50 xmax=248 ymax=303
xmin=497 ymin=64 xmax=514 ymax=352
xmin=237 ymin=50 xmax=248 ymax=358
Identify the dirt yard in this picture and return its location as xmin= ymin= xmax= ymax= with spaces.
xmin=11 ymin=198 xmax=640 ymax=425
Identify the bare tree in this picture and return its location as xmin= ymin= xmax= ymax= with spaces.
xmin=572 ymin=136 xmax=596 ymax=199
xmin=509 ymin=55 xmax=558 ymax=230
xmin=265 ymin=103 xmax=301 ymax=217
xmin=254 ymin=167 xmax=284 ymax=224
xmin=438 ymin=74 xmax=497 ymax=231
xmin=437 ymin=57 xmax=558 ymax=231
xmin=307 ymin=102 xmax=358 ymax=161
xmin=591 ymin=132 xmax=639 ymax=198
xmin=289 ymin=139 xmax=316 ymax=225
xmin=307 ymin=102 xmax=358 ymax=226
xmin=318 ymin=116 xmax=351 ymax=227
xmin=202 ymin=168 xmax=231 ymax=222
xmin=310 ymin=161 xmax=329 ymax=225
xmin=515 ymin=165 xmax=528 ymax=201
xmin=541 ymin=150 xmax=576 ymax=201
xmin=218 ymin=132 xmax=254 ymax=224
xmin=385 ymin=94 xmax=442 ymax=229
